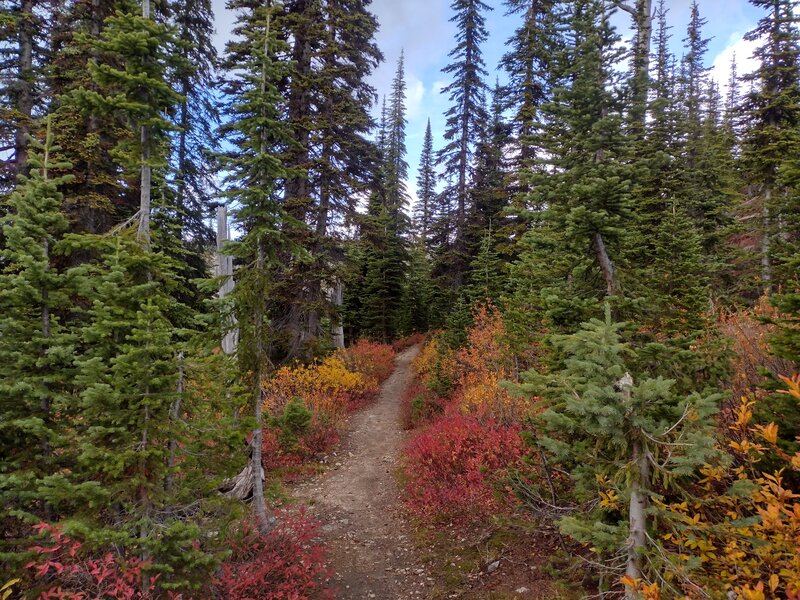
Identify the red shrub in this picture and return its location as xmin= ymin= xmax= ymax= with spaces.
xmin=392 ymin=333 xmax=426 ymax=353
xmin=400 ymin=381 xmax=448 ymax=430
xmin=338 ymin=339 xmax=395 ymax=385
xmin=403 ymin=414 xmax=524 ymax=523
xmin=25 ymin=522 xmax=156 ymax=599
xmin=214 ymin=511 xmax=331 ymax=600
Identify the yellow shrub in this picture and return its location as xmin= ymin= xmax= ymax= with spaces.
xmin=264 ymin=354 xmax=377 ymax=422
xmin=457 ymin=371 xmax=532 ymax=424
xmin=657 ymin=376 xmax=800 ymax=599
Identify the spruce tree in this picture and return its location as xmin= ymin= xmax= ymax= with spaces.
xmin=169 ymin=0 xmax=219 ymax=250
xmin=385 ymin=51 xmax=410 ymax=219
xmin=220 ymin=0 xmax=294 ymax=530
xmin=67 ymin=0 xmax=182 ymax=237
xmin=510 ymin=0 xmax=632 ymax=330
xmin=46 ymin=0 xmax=135 ymax=235
xmin=498 ymin=0 xmax=558 ymax=253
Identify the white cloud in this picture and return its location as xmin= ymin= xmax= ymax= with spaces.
xmin=710 ymin=34 xmax=761 ymax=98
xmin=406 ymin=75 xmax=426 ymax=121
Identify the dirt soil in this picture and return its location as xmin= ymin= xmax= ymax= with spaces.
xmin=293 ymin=345 xmax=434 ymax=600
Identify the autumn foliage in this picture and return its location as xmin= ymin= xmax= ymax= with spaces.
xmin=24 ymin=523 xmax=157 ymax=599
xmin=214 ymin=511 xmax=331 ymax=600
xmin=261 ymin=340 xmax=395 ymax=469
xmin=402 ymin=304 xmax=530 ymax=522
xmin=404 ymin=414 xmax=524 ymax=522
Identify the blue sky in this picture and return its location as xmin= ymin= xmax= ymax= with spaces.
xmin=211 ymin=0 xmax=763 ymax=206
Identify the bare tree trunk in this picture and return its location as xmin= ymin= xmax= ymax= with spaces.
xmin=618 ymin=374 xmax=649 ymax=596
xmin=593 ymin=232 xmax=616 ymax=296
xmin=216 ymin=205 xmax=238 ymax=354
xmin=14 ymin=0 xmax=35 ymax=176
xmin=331 ymin=280 xmax=345 ymax=349
xmin=762 ymin=191 xmax=772 ymax=295
xmin=617 ymin=0 xmax=653 ymax=130
xmin=251 ymin=242 xmax=271 ymax=531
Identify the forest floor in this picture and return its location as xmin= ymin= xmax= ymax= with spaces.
xmin=292 ymin=346 xmax=568 ymax=600
xmin=292 ymin=346 xmax=434 ymax=599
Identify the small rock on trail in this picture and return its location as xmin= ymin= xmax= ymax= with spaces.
xmin=293 ymin=346 xmax=431 ymax=600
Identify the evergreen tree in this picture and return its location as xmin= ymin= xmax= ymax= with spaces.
xmin=67 ymin=0 xmax=182 ymax=239
xmin=0 ymin=121 xmax=73 ymax=567
xmin=516 ymin=309 xmax=718 ymax=592
xmin=220 ymin=0 xmax=294 ymax=530
xmin=385 ymin=51 xmax=409 ymax=218
xmin=468 ymin=82 xmax=512 ymax=259
xmin=436 ymin=0 xmax=492 ymax=289
xmin=359 ymin=197 xmax=407 ymax=342
xmin=169 ymin=0 xmax=219 ymax=250
xmin=46 ymin=0 xmax=135 ymax=235
xmin=414 ymin=118 xmax=437 ymax=248
xmin=498 ymin=0 xmax=558 ymax=254
xmin=510 ymin=0 xmax=632 ymax=330
xmin=741 ymin=0 xmax=800 ymax=293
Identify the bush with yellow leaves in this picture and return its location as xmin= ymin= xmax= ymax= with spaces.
xmin=630 ymin=375 xmax=800 ymax=600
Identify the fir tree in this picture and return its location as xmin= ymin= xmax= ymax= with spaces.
xmin=741 ymin=0 xmax=800 ymax=293
xmin=0 ymin=120 xmax=73 ymax=567
xmin=511 ymin=0 xmax=632 ymax=329
xmin=69 ymin=0 xmax=182 ymax=240
xmin=220 ymin=0 xmax=294 ymax=530
xmin=516 ymin=309 xmax=718 ymax=592
xmin=169 ymin=0 xmax=219 ymax=250
xmin=385 ymin=51 xmax=409 ymax=218
xmin=414 ymin=118 xmax=437 ymax=248
xmin=436 ymin=0 xmax=492 ymax=289
xmin=46 ymin=0 xmax=135 ymax=235
xmin=498 ymin=0 xmax=558 ymax=251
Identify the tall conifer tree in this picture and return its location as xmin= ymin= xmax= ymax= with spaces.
xmin=436 ymin=0 xmax=492 ymax=289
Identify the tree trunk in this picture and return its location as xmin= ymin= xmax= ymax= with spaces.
xmin=331 ymin=280 xmax=345 ymax=349
xmin=137 ymin=0 xmax=151 ymax=247
xmin=15 ymin=0 xmax=35 ymax=176
xmin=618 ymin=0 xmax=653 ymax=131
xmin=618 ymin=373 xmax=649 ymax=596
xmin=216 ymin=205 xmax=238 ymax=354
xmin=251 ymin=241 xmax=272 ymax=532
xmin=593 ymin=232 xmax=616 ymax=296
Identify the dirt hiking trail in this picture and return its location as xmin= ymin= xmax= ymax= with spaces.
xmin=294 ymin=345 xmax=432 ymax=599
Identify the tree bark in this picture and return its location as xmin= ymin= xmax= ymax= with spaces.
xmin=617 ymin=374 xmax=649 ymax=596
xmin=593 ymin=232 xmax=616 ymax=296
xmin=137 ymin=0 xmax=151 ymax=247
xmin=618 ymin=0 xmax=653 ymax=131
xmin=251 ymin=241 xmax=272 ymax=532
xmin=14 ymin=0 xmax=35 ymax=176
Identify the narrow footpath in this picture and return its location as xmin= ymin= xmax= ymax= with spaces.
xmin=294 ymin=346 xmax=432 ymax=599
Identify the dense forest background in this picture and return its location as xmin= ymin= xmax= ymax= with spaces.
xmin=1 ymin=0 xmax=799 ymax=597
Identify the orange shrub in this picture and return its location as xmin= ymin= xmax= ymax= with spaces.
xmin=337 ymin=339 xmax=396 ymax=386
xmin=455 ymin=303 xmax=514 ymax=381
xmin=719 ymin=298 xmax=795 ymax=415
xmin=392 ymin=332 xmax=426 ymax=353
xmin=455 ymin=371 xmax=531 ymax=425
